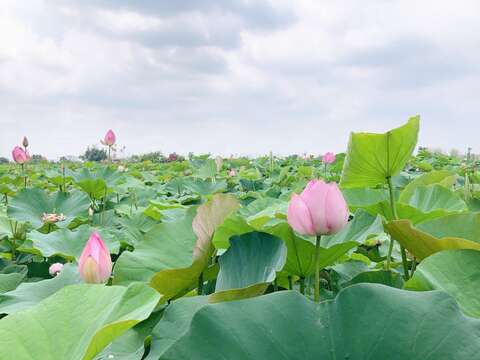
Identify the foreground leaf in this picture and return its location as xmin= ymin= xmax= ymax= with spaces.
xmin=156 ymin=284 xmax=480 ymax=359
xmin=406 ymin=249 xmax=480 ymax=317
xmin=150 ymin=194 xmax=239 ymax=302
xmin=384 ymin=220 xmax=480 ymax=260
xmin=0 ymin=283 xmax=160 ymax=360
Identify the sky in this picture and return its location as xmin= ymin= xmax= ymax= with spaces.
xmin=0 ymin=1 xmax=479 ymax=159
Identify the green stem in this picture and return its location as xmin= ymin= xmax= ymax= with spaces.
xmin=410 ymin=257 xmax=417 ymax=278
xmin=21 ymin=164 xmax=26 ymax=188
xmin=299 ymin=277 xmax=305 ymax=295
xmin=62 ymin=164 xmax=66 ymax=193
xmin=101 ymin=187 xmax=108 ymax=226
xmin=198 ymin=272 xmax=204 ymax=295
xmin=9 ymin=220 xmax=16 ymax=262
xmin=324 ymin=163 xmax=327 ymax=179
xmin=314 ymin=235 xmax=322 ymax=302
xmin=288 ymin=276 xmax=293 ymax=290
xmin=386 ymin=176 xmax=410 ymax=280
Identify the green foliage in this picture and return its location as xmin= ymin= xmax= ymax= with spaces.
xmin=81 ymin=146 xmax=107 ymax=162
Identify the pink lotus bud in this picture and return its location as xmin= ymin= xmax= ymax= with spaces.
xmin=103 ymin=129 xmax=116 ymax=146
xmin=228 ymin=169 xmax=236 ymax=177
xmin=12 ymin=146 xmax=28 ymax=164
xmin=287 ymin=180 xmax=349 ymax=236
xmin=322 ymin=152 xmax=336 ymax=164
xmin=78 ymin=232 xmax=112 ymax=284
xmin=22 ymin=136 xmax=29 ymax=148
xmin=49 ymin=263 xmax=64 ymax=277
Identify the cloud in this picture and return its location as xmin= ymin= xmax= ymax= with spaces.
xmin=0 ymin=0 xmax=479 ymax=159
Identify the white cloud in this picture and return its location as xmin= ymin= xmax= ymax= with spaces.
xmin=0 ymin=0 xmax=479 ymax=159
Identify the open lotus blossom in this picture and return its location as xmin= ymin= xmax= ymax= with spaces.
xmin=322 ymin=152 xmax=336 ymax=164
xmin=101 ymin=129 xmax=116 ymax=146
xmin=49 ymin=263 xmax=64 ymax=277
xmin=12 ymin=146 xmax=29 ymax=164
xmin=287 ymin=180 xmax=349 ymax=236
xmin=41 ymin=212 xmax=66 ymax=224
xmin=78 ymin=232 xmax=112 ymax=284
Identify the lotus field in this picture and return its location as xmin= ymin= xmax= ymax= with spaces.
xmin=1 ymin=117 xmax=480 ymax=359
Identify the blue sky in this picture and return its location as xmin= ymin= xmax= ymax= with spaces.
xmin=0 ymin=1 xmax=479 ymax=159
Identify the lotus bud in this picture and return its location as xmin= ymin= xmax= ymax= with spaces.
xmin=49 ymin=263 xmax=64 ymax=277
xmin=78 ymin=232 xmax=112 ymax=284
xmin=102 ymin=129 xmax=116 ymax=146
xmin=228 ymin=169 xmax=236 ymax=177
xmin=22 ymin=136 xmax=29 ymax=148
xmin=12 ymin=146 xmax=28 ymax=164
xmin=287 ymin=180 xmax=349 ymax=236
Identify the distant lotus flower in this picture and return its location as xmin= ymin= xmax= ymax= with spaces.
xmin=49 ymin=263 xmax=64 ymax=277
xmin=12 ymin=146 xmax=28 ymax=164
xmin=228 ymin=169 xmax=236 ymax=177
xmin=102 ymin=129 xmax=116 ymax=146
xmin=22 ymin=136 xmax=29 ymax=148
xmin=322 ymin=152 xmax=336 ymax=164
xmin=287 ymin=180 xmax=348 ymax=236
xmin=78 ymin=232 xmax=112 ymax=284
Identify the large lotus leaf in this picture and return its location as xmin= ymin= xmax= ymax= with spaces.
xmin=146 ymin=296 xmax=209 ymax=360
xmin=191 ymin=159 xmax=217 ymax=179
xmin=340 ymin=116 xmax=419 ymax=188
xmin=341 ymin=188 xmax=389 ymax=210
xmin=7 ymin=188 xmax=90 ymax=229
xmin=183 ymin=178 xmax=227 ymax=195
xmin=70 ymin=167 xmax=121 ymax=200
xmin=95 ymin=311 xmax=163 ymax=360
xmin=212 ymin=232 xmax=286 ymax=302
xmin=0 ymin=264 xmax=27 ymax=293
xmin=191 ymin=194 xmax=239 ymax=260
xmin=342 ymin=270 xmax=404 ymax=289
xmin=396 ymin=185 xmax=467 ymax=224
xmin=150 ymin=194 xmax=239 ymax=302
xmin=399 ymin=170 xmax=456 ymax=202
xmin=0 ymin=283 xmax=160 ymax=360
xmin=266 ymin=223 xmax=357 ymax=278
xmin=238 ymin=197 xmax=287 ymax=228
xmin=406 ymin=249 xmax=480 ymax=317
xmin=113 ymin=209 xmax=197 ymax=285
xmin=0 ymin=263 xmax=81 ymax=314
xmin=384 ymin=220 xmax=480 ymax=260
xmin=212 ymin=215 xmax=255 ymax=249
xmin=24 ymin=225 xmax=119 ymax=260
xmin=155 ymin=284 xmax=480 ymax=359
xmin=321 ymin=209 xmax=383 ymax=247
xmin=417 ymin=213 xmax=480 ymax=241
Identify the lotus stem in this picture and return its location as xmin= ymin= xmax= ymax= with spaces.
xmin=314 ymin=235 xmax=322 ymax=302
xmin=386 ymin=176 xmax=409 ymax=280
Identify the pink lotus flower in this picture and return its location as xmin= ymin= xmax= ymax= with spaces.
xmin=78 ymin=232 xmax=112 ymax=284
xmin=322 ymin=152 xmax=336 ymax=164
xmin=49 ymin=263 xmax=64 ymax=277
xmin=12 ymin=146 xmax=29 ymax=164
xmin=228 ymin=169 xmax=236 ymax=177
xmin=287 ymin=180 xmax=349 ymax=236
xmin=102 ymin=129 xmax=116 ymax=146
